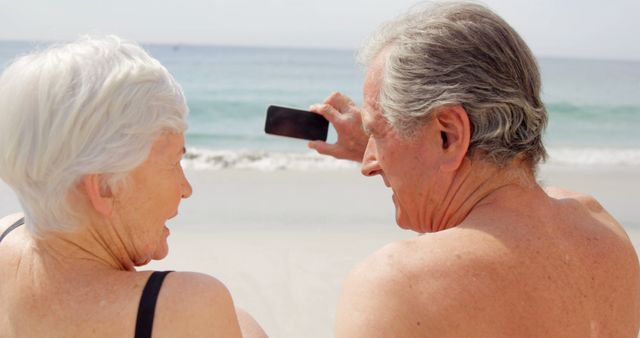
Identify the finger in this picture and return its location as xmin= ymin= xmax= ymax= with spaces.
xmin=324 ymin=92 xmax=357 ymax=112
xmin=309 ymin=104 xmax=340 ymax=124
xmin=308 ymin=141 xmax=343 ymax=158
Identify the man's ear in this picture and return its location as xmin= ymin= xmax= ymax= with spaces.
xmin=82 ymin=174 xmax=114 ymax=217
xmin=433 ymin=105 xmax=471 ymax=172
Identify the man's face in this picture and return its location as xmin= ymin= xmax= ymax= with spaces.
xmin=360 ymin=54 xmax=444 ymax=232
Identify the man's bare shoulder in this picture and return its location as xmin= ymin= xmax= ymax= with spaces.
xmin=335 ymin=232 xmax=507 ymax=338
xmin=545 ymin=186 xmax=633 ymax=242
xmin=544 ymin=186 xmax=608 ymax=215
xmin=153 ymin=271 xmax=243 ymax=338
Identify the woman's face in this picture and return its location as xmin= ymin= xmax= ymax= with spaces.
xmin=113 ymin=132 xmax=192 ymax=266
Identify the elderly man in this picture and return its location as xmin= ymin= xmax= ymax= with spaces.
xmin=309 ymin=2 xmax=640 ymax=337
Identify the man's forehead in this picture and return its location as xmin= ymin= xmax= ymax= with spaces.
xmin=363 ymin=59 xmax=384 ymax=91
xmin=362 ymin=50 xmax=387 ymax=106
xmin=361 ymin=88 xmax=379 ymax=125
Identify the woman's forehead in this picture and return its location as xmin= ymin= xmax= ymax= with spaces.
xmin=151 ymin=133 xmax=185 ymax=155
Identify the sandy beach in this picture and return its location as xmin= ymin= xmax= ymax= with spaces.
xmin=1 ymin=165 xmax=638 ymax=337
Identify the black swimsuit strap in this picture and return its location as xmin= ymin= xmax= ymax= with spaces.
xmin=0 ymin=217 xmax=24 ymax=244
xmin=135 ymin=270 xmax=173 ymax=338
xmin=1 ymin=217 xmax=172 ymax=338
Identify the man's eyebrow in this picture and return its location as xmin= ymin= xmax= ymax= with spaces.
xmin=362 ymin=122 xmax=372 ymax=136
xmin=361 ymin=110 xmax=373 ymax=136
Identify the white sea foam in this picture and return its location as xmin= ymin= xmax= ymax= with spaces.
xmin=182 ymin=148 xmax=358 ymax=171
xmin=547 ymin=147 xmax=640 ymax=166
xmin=182 ymin=147 xmax=640 ymax=171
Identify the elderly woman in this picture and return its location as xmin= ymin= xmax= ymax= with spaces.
xmin=0 ymin=36 xmax=266 ymax=337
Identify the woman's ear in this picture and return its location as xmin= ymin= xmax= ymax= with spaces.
xmin=82 ymin=174 xmax=114 ymax=217
xmin=433 ymin=105 xmax=471 ymax=172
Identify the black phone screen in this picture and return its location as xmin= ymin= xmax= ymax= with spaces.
xmin=264 ymin=105 xmax=329 ymax=141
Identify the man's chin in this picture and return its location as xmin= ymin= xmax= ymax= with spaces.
xmin=393 ymin=195 xmax=408 ymax=229
xmin=395 ymin=208 xmax=426 ymax=233
xmin=395 ymin=208 xmax=411 ymax=230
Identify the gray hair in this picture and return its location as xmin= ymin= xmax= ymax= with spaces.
xmin=0 ymin=35 xmax=188 ymax=237
xmin=359 ymin=1 xmax=547 ymax=168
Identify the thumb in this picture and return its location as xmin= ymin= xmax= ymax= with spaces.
xmin=308 ymin=141 xmax=339 ymax=157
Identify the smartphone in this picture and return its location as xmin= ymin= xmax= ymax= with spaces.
xmin=264 ymin=105 xmax=329 ymax=141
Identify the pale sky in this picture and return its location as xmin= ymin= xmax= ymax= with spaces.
xmin=1 ymin=0 xmax=639 ymax=61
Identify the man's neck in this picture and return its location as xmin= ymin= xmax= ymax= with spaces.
xmin=424 ymin=158 xmax=538 ymax=233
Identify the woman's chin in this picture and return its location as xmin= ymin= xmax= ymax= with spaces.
xmin=134 ymin=257 xmax=152 ymax=267
xmin=133 ymin=241 xmax=169 ymax=266
xmin=151 ymin=240 xmax=170 ymax=261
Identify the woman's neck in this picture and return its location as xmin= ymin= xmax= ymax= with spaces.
xmin=31 ymin=219 xmax=136 ymax=273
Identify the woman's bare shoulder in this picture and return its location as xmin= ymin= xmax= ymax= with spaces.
xmin=0 ymin=213 xmax=24 ymax=237
xmin=152 ymin=271 xmax=243 ymax=338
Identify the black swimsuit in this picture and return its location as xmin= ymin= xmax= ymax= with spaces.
xmin=0 ymin=217 xmax=171 ymax=338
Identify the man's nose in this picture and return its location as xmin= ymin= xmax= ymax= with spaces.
xmin=361 ymin=136 xmax=381 ymax=177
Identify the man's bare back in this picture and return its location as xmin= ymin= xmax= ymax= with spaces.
xmin=335 ymin=186 xmax=639 ymax=337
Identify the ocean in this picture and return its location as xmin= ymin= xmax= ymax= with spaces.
xmin=1 ymin=41 xmax=639 ymax=170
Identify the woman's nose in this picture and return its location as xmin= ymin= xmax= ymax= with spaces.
xmin=181 ymin=170 xmax=193 ymax=199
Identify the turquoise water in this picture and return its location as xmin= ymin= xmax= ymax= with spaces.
xmin=540 ymin=57 xmax=640 ymax=149
xmin=1 ymin=41 xmax=639 ymax=168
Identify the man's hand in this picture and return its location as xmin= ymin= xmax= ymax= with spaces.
xmin=308 ymin=92 xmax=369 ymax=162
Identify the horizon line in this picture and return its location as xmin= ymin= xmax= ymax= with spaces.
xmin=1 ymin=38 xmax=639 ymax=64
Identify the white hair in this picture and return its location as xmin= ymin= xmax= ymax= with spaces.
xmin=0 ymin=35 xmax=188 ymax=237
xmin=359 ymin=1 xmax=548 ymax=168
